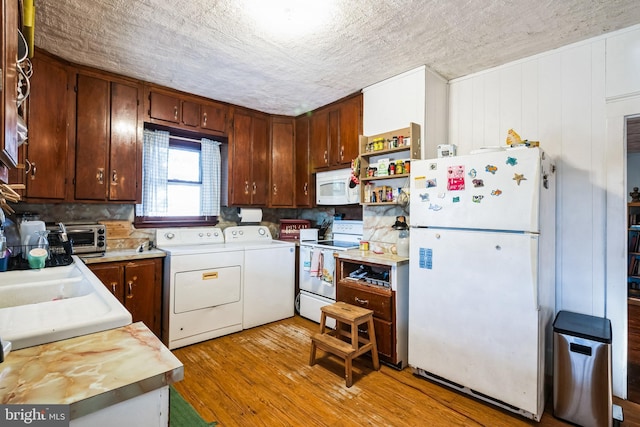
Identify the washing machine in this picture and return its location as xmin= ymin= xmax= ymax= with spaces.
xmin=224 ymin=225 xmax=296 ymax=329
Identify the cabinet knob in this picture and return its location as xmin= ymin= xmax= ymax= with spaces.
xmin=354 ymin=296 xmax=369 ymax=306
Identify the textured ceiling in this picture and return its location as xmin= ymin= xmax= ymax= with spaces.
xmin=34 ymin=0 xmax=640 ymax=116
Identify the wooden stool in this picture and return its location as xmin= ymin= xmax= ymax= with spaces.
xmin=309 ymin=301 xmax=380 ymax=387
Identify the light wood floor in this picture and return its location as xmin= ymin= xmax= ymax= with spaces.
xmin=172 ymin=315 xmax=640 ymax=426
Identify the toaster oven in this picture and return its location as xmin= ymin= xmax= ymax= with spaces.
xmin=47 ymin=223 xmax=106 ymax=254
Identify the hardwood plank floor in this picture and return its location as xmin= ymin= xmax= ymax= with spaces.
xmin=172 ymin=315 xmax=640 ymax=426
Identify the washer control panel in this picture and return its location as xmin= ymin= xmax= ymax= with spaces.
xmin=224 ymin=226 xmax=273 ymax=243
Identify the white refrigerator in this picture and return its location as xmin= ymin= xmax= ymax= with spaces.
xmin=408 ymin=147 xmax=556 ymax=421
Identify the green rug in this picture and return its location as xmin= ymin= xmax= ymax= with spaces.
xmin=170 ymin=385 xmax=217 ymax=426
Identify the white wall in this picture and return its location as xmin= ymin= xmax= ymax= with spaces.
xmin=449 ymin=24 xmax=640 ymax=398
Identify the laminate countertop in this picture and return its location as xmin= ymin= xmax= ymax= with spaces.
xmin=0 ymin=322 xmax=183 ymax=420
xmin=337 ymin=249 xmax=409 ymax=267
xmin=80 ymin=248 xmax=166 ymax=265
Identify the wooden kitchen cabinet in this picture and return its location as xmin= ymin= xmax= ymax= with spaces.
xmin=336 ymin=255 xmax=409 ymax=368
xmin=270 ymin=116 xmax=294 ymax=207
xmin=229 ymin=108 xmax=269 ymax=206
xmin=294 ymin=115 xmax=313 ymax=207
xmin=89 ymin=258 xmax=163 ymax=339
xmin=75 ymin=72 xmax=142 ymax=202
xmin=310 ymin=93 xmax=362 ymax=171
xmin=0 ymin=0 xmax=19 ymax=183
xmin=147 ymin=87 xmax=228 ymax=136
xmin=23 ymin=52 xmax=71 ymax=201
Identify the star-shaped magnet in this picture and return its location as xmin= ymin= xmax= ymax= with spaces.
xmin=513 ymin=173 xmax=527 ymax=185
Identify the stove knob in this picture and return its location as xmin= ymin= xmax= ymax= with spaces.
xmin=165 ymin=232 xmax=175 ymax=240
xmin=258 ymin=228 xmax=266 ymax=236
xmin=198 ymin=232 xmax=204 ymax=237
xmin=232 ymin=230 xmax=237 ymax=236
xmin=239 ymin=230 xmax=244 ymax=235
xmin=206 ymin=232 xmax=211 ymax=237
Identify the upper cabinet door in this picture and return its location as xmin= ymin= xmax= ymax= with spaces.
xmin=295 ymin=115 xmax=312 ymax=207
xmin=310 ymin=109 xmax=329 ymax=170
xmin=335 ymin=95 xmax=362 ymax=166
xmin=149 ymin=91 xmax=180 ymax=123
xmin=109 ymin=81 xmax=140 ymax=202
xmin=75 ymin=74 xmax=110 ymax=200
xmin=201 ymin=102 xmax=227 ymax=133
xmin=181 ymin=100 xmax=200 ymax=127
xmin=251 ymin=113 xmax=269 ymax=206
xmin=230 ymin=110 xmax=253 ymax=206
xmin=25 ymin=54 xmax=69 ymax=200
xmin=270 ymin=117 xmax=294 ymax=207
xmin=0 ymin=0 xmax=19 ymax=171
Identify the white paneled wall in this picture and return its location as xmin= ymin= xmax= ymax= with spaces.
xmin=449 ymin=25 xmax=640 ymax=398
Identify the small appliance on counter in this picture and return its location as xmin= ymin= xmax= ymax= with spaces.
xmin=278 ymin=219 xmax=311 ymax=241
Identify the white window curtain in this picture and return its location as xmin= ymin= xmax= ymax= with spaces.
xmin=136 ymin=129 xmax=170 ymax=217
xmin=200 ymin=137 xmax=221 ymax=216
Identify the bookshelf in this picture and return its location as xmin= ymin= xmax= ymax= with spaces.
xmin=629 ymin=202 xmax=640 ymax=298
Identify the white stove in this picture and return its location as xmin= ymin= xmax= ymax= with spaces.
xmin=298 ymin=220 xmax=363 ymax=326
xmin=156 ymin=227 xmax=243 ymax=349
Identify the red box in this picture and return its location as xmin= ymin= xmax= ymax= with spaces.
xmin=279 ymin=219 xmax=311 ymax=240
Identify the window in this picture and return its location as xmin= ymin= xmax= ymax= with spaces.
xmin=135 ymin=128 xmax=222 ymax=227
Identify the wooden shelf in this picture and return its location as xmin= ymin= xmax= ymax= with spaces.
xmin=358 ymin=123 xmax=420 ymax=204
xmin=361 ymin=174 xmax=410 ymax=182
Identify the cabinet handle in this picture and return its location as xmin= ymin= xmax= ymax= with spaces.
xmin=29 ymin=161 xmax=36 ymax=180
xmin=24 ymin=158 xmax=31 ymax=175
xmin=354 ymin=296 xmax=369 ymax=306
xmin=252 ymin=182 xmax=257 ymax=195
xmin=340 ymin=146 xmax=344 ymax=160
xmin=173 ymin=106 xmax=178 ymax=120
xmin=111 ymin=169 xmax=117 ymax=184
xmin=97 ymin=168 xmax=104 ymax=184
xmin=110 ymin=282 xmax=118 ymax=295
xmin=303 ymin=182 xmax=308 ymax=195
xmin=203 ymin=112 xmax=207 ymax=126
xmin=273 ymin=184 xmax=277 ymax=195
xmin=244 ymin=180 xmax=249 ymax=195
xmin=127 ymin=280 xmax=134 ymax=299
xmin=323 ymin=150 xmax=328 ymax=164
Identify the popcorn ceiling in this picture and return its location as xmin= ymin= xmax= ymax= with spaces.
xmin=34 ymin=0 xmax=640 ymax=116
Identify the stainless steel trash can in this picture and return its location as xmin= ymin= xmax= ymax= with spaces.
xmin=553 ymin=310 xmax=612 ymax=427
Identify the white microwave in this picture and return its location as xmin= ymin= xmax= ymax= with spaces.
xmin=316 ymin=168 xmax=360 ymax=205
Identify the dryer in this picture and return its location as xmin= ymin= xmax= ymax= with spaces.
xmin=156 ymin=227 xmax=243 ymax=350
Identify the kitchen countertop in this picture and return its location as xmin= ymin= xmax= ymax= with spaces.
xmin=337 ymin=249 xmax=409 ymax=266
xmin=80 ymin=248 xmax=166 ymax=264
xmin=0 ymin=322 xmax=183 ymax=420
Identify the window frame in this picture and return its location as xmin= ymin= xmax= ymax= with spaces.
xmin=134 ymin=130 xmax=222 ymax=229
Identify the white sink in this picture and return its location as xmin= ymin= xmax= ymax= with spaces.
xmin=0 ymin=256 xmax=132 ymax=350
